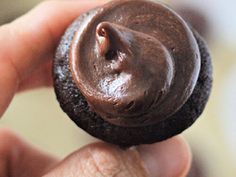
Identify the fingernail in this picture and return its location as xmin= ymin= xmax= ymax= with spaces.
xmin=137 ymin=137 xmax=192 ymax=177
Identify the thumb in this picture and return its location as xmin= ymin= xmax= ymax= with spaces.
xmin=43 ymin=136 xmax=191 ymax=177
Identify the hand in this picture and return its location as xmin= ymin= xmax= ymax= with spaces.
xmin=0 ymin=1 xmax=192 ymax=177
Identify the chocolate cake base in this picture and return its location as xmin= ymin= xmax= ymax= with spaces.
xmin=53 ymin=16 xmax=212 ymax=147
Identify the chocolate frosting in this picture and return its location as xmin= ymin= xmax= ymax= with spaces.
xmin=70 ymin=0 xmax=200 ymax=127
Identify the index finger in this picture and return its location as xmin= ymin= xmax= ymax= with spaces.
xmin=0 ymin=0 xmax=108 ymax=117
xmin=1 ymin=0 xmax=108 ymax=82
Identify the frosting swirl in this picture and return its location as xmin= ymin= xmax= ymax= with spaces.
xmin=70 ymin=0 xmax=200 ymax=127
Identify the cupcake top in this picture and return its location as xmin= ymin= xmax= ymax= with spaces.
xmin=70 ymin=0 xmax=200 ymax=127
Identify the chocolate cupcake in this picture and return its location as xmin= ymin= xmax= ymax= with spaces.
xmin=53 ymin=0 xmax=213 ymax=146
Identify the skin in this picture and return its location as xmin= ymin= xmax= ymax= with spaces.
xmin=0 ymin=1 xmax=192 ymax=177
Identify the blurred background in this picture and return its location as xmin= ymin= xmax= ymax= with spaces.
xmin=0 ymin=0 xmax=235 ymax=176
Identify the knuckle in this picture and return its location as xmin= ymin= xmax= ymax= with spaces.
xmin=80 ymin=143 xmax=149 ymax=177
xmin=0 ymin=128 xmax=17 ymax=142
xmin=0 ymin=129 xmax=20 ymax=153
xmin=82 ymin=144 xmax=124 ymax=177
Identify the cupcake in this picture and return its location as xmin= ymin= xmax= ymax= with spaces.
xmin=53 ymin=0 xmax=213 ymax=146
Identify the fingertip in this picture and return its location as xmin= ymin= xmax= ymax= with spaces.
xmin=176 ymin=136 xmax=192 ymax=176
xmin=137 ymin=136 xmax=192 ymax=177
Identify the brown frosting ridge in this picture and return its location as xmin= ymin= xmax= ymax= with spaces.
xmin=70 ymin=0 xmax=201 ymax=127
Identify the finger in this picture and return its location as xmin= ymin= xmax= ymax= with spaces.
xmin=43 ymin=142 xmax=149 ymax=177
xmin=1 ymin=0 xmax=109 ymax=81
xmin=17 ymin=59 xmax=52 ymax=92
xmin=43 ymin=136 xmax=191 ymax=177
xmin=0 ymin=0 xmax=108 ymax=117
xmin=0 ymin=128 xmax=58 ymax=177
xmin=138 ymin=136 xmax=192 ymax=177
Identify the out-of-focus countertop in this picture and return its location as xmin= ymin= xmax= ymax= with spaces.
xmin=0 ymin=0 xmax=40 ymax=24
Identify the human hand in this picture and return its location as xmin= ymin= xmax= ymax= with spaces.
xmin=0 ymin=1 xmax=191 ymax=177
